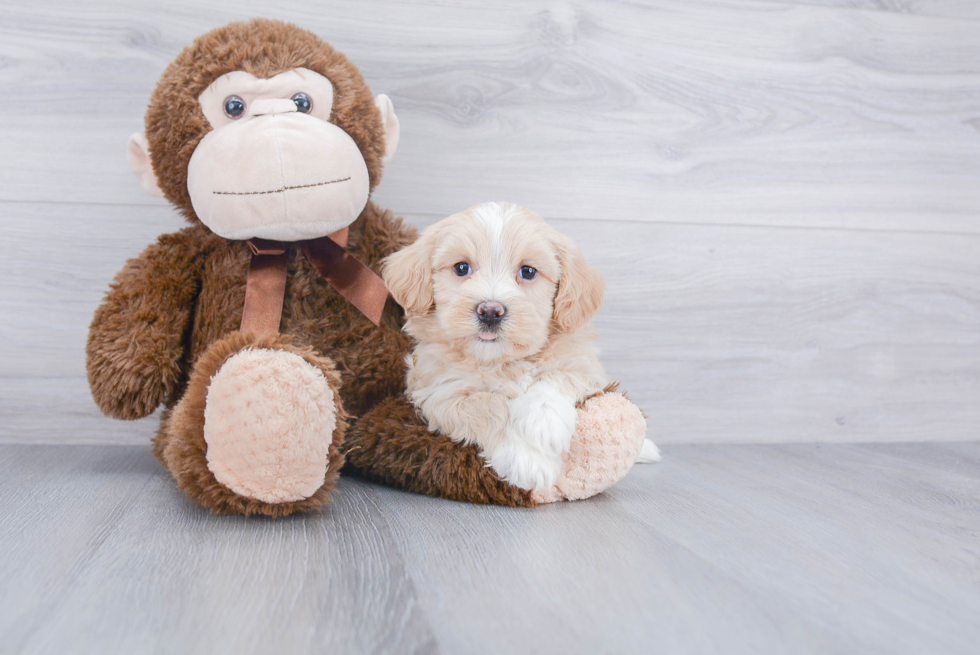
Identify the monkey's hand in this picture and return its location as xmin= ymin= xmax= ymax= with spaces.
xmin=86 ymin=228 xmax=206 ymax=420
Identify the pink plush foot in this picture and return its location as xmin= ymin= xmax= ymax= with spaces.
xmin=204 ymin=347 xmax=338 ymax=503
xmin=532 ymin=392 xmax=648 ymax=504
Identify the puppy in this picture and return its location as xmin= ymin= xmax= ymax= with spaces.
xmin=383 ymin=202 xmax=658 ymax=491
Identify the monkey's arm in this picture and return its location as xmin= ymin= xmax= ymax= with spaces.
xmin=86 ymin=228 xmax=206 ymax=420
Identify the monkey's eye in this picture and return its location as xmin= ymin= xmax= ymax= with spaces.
xmin=453 ymin=262 xmax=472 ymax=277
xmin=223 ymin=95 xmax=246 ymax=119
xmin=519 ymin=265 xmax=537 ymax=281
xmin=291 ymin=93 xmax=312 ymax=114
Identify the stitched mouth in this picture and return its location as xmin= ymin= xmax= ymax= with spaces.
xmin=213 ymin=177 xmax=351 ymax=196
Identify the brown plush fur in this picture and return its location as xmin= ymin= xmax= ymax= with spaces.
xmin=87 ymin=228 xmax=205 ymax=419
xmin=88 ymin=201 xmax=420 ymax=516
xmin=87 ymin=19 xmax=542 ymax=516
xmin=343 ymin=395 xmax=537 ymax=507
xmin=154 ymin=331 xmax=348 ymax=517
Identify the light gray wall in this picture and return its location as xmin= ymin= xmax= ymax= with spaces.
xmin=1 ymin=0 xmax=978 ymax=444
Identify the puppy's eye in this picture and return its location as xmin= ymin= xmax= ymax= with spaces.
xmin=453 ymin=262 xmax=472 ymax=277
xmin=291 ymin=92 xmax=312 ymax=114
xmin=223 ymin=95 xmax=246 ymax=119
xmin=519 ymin=265 xmax=537 ymax=281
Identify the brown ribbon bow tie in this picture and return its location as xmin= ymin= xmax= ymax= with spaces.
xmin=240 ymin=227 xmax=389 ymax=334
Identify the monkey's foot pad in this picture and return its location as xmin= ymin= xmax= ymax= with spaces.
xmin=204 ymin=347 xmax=338 ymax=503
xmin=533 ymin=392 xmax=647 ymax=504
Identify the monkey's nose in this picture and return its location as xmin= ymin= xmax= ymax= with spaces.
xmin=251 ymin=98 xmax=299 ymax=116
xmin=476 ymin=301 xmax=507 ymax=328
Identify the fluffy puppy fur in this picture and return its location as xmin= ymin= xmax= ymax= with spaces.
xmin=383 ymin=202 xmax=615 ymax=491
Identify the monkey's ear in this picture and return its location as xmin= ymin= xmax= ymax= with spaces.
xmin=374 ymin=94 xmax=400 ymax=165
xmin=127 ymin=133 xmax=164 ymax=198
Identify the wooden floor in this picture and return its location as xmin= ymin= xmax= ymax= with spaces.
xmin=2 ymin=442 xmax=977 ymax=655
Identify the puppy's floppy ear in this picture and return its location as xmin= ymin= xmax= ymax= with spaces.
xmin=551 ymin=231 xmax=605 ymax=333
xmin=382 ymin=233 xmax=435 ymax=315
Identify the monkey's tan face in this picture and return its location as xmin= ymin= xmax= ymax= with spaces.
xmin=129 ymin=67 xmax=399 ymax=242
xmin=185 ymin=69 xmax=369 ymax=241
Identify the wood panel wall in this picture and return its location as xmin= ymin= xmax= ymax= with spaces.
xmin=1 ymin=0 xmax=978 ymax=444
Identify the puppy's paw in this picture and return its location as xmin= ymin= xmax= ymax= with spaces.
xmin=486 ymin=439 xmax=563 ymax=491
xmin=507 ymin=381 xmax=577 ymax=457
xmin=636 ymin=439 xmax=661 ymax=463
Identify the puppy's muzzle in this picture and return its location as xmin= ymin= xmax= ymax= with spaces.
xmin=476 ymin=301 xmax=507 ymax=330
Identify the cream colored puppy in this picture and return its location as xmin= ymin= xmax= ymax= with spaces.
xmin=384 ymin=202 xmax=657 ymax=491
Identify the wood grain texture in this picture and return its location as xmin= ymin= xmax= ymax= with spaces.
xmin=1 ymin=1 xmax=978 ymax=445
xmin=3 ymin=202 xmax=977 ymax=444
xmin=755 ymin=0 xmax=980 ymax=19
xmin=0 ymin=446 xmax=438 ymax=655
xmin=1 ymin=442 xmax=978 ymax=654
xmin=0 ymin=0 xmax=978 ymax=232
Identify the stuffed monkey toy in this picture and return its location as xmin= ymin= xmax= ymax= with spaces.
xmin=87 ymin=19 xmax=648 ymax=517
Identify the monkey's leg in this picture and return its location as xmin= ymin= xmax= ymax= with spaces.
xmin=343 ymin=395 xmax=536 ymax=507
xmin=153 ymin=331 xmax=347 ymax=517
xmin=531 ymin=390 xmax=649 ymax=504
xmin=343 ymin=390 xmax=648 ymax=506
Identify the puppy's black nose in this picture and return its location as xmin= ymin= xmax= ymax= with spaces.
xmin=476 ymin=301 xmax=507 ymax=328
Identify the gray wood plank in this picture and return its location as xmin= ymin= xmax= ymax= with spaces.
xmin=756 ymin=0 xmax=980 ymax=19
xmin=0 ymin=446 xmax=439 ymax=655
xmin=1 ymin=442 xmax=977 ymax=655
xmin=372 ymin=475 xmax=830 ymax=654
xmin=0 ymin=446 xmax=164 ymax=653
xmin=0 ymin=377 xmax=160 ymax=444
xmin=579 ymin=219 xmax=980 ymax=444
xmin=377 ymin=441 xmax=980 ymax=655
xmin=613 ymin=442 xmax=980 ymax=654
xmin=4 ymin=201 xmax=978 ymax=445
xmin=0 ymin=0 xmax=977 ymax=232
